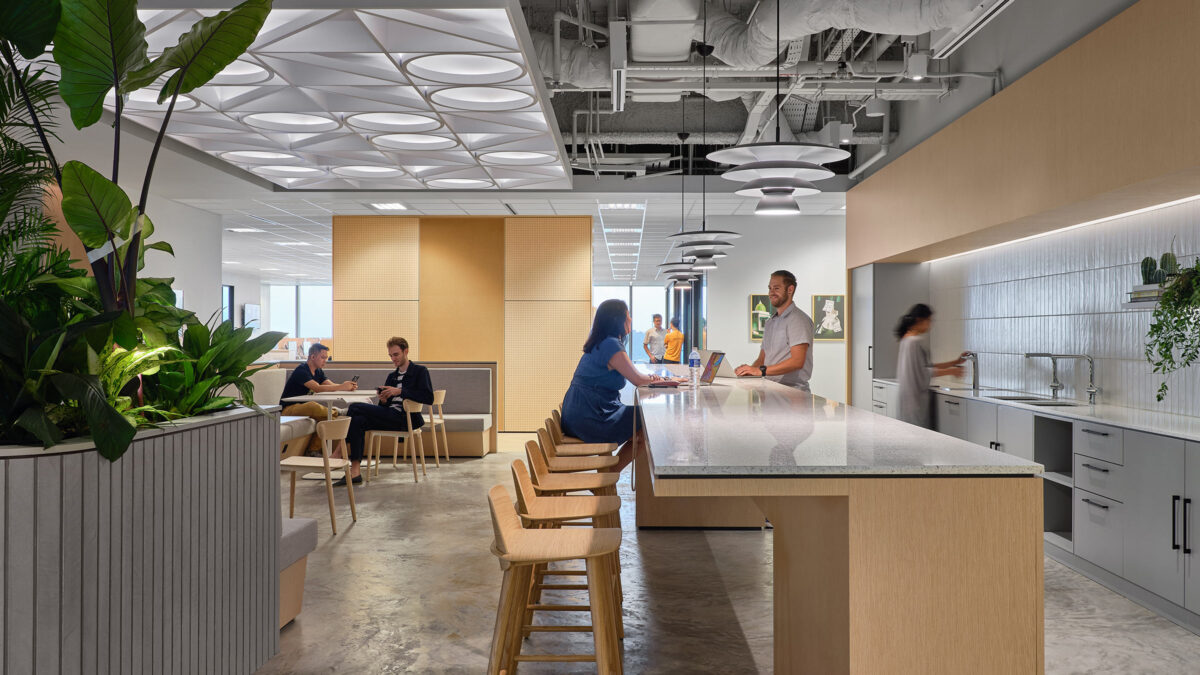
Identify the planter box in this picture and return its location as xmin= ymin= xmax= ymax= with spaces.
xmin=0 ymin=406 xmax=280 ymax=673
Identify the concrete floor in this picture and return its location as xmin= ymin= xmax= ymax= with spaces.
xmin=259 ymin=434 xmax=1200 ymax=674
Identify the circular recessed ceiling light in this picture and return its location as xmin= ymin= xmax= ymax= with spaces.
xmin=331 ymin=165 xmax=407 ymax=178
xmin=722 ymin=160 xmax=835 ymax=183
xmin=250 ymin=165 xmax=326 ymax=178
xmin=243 ymin=112 xmax=340 ymax=133
xmin=404 ymin=53 xmax=524 ymax=85
xmin=429 ymin=86 xmax=534 ymax=111
xmin=425 ymin=177 xmax=494 ymax=189
xmin=478 ymin=150 xmax=557 ymax=166
xmin=346 ymin=112 xmax=442 ymax=133
xmin=211 ymin=59 xmax=271 ymax=85
xmin=371 ymin=133 xmax=458 ymax=151
xmin=107 ymin=89 xmax=199 ymax=112
xmin=220 ymin=150 xmax=302 ymax=164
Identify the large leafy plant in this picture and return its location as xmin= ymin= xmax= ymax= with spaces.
xmin=1146 ymin=259 xmax=1200 ymax=401
xmin=0 ymin=0 xmax=276 ymax=460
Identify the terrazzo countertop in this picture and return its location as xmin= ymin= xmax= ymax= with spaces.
xmin=919 ymin=377 xmax=1200 ymax=442
xmin=636 ymin=377 xmax=1042 ymax=478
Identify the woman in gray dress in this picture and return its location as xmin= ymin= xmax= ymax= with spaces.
xmin=894 ymin=304 xmax=969 ymax=428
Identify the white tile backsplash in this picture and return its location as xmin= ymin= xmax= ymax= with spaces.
xmin=930 ymin=197 xmax=1200 ymax=417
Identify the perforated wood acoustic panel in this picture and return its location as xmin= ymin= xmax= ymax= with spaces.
xmin=504 ymin=301 xmax=591 ymax=431
xmin=504 ymin=217 xmax=592 ymax=301
xmin=332 ymin=300 xmax=419 ymax=362
xmin=332 ymin=216 xmax=419 ymax=301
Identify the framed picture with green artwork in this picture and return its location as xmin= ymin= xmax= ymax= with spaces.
xmin=812 ymin=294 xmax=845 ymax=341
xmin=749 ymin=294 xmax=771 ymax=342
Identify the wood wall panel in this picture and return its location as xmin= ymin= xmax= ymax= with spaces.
xmin=332 ymin=216 xmax=419 ymax=301
xmin=504 ymin=301 xmax=591 ymax=430
xmin=419 ymin=217 xmax=506 ymax=427
xmin=332 ymin=300 xmax=419 ymax=362
xmin=504 ymin=217 xmax=592 ymax=301
xmin=847 ymin=0 xmax=1200 ymax=268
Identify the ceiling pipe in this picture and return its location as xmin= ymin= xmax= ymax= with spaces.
xmin=847 ymin=103 xmax=890 ymax=179
xmin=565 ymin=130 xmax=894 ymax=145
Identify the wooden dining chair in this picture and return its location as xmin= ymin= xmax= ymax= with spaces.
xmin=429 ymin=389 xmax=451 ymax=464
xmin=280 ymin=418 xmax=357 ymax=534
xmin=364 ymin=398 xmax=426 ymax=483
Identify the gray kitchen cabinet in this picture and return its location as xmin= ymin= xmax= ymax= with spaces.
xmin=871 ymin=400 xmax=889 ymax=417
xmin=850 ymin=263 xmax=928 ymax=410
xmin=935 ymin=394 xmax=965 ymax=439
xmin=964 ymin=399 xmax=997 ymax=448
xmin=995 ymin=406 xmax=1035 ymax=461
xmin=1122 ymin=430 xmax=1185 ymax=604
xmin=1074 ymin=488 xmax=1124 ymax=575
xmin=1186 ymin=442 xmax=1200 ymax=613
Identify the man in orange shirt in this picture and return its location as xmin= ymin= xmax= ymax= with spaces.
xmin=663 ymin=317 xmax=685 ymax=364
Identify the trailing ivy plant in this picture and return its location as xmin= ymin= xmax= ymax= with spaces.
xmin=1146 ymin=258 xmax=1200 ymax=401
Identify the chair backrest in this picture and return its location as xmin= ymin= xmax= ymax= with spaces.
xmin=402 ymin=398 xmax=423 ymax=413
xmin=316 ymin=418 xmax=351 ymax=463
xmin=510 ymin=460 xmax=539 ymax=515
xmin=545 ymin=417 xmax=564 ymax=445
xmin=524 ymin=440 xmax=549 ymax=486
xmin=433 ymin=389 xmax=446 ymax=406
xmin=551 ymin=408 xmax=562 ymax=428
xmin=487 ymin=485 xmax=522 ymax=557
xmin=535 ymin=427 xmax=559 ymax=459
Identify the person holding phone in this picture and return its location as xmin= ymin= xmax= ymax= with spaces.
xmin=281 ymin=343 xmax=357 ymax=451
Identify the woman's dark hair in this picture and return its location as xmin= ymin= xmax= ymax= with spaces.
xmin=894 ymin=303 xmax=934 ymax=340
xmin=584 ymin=299 xmax=629 ymax=352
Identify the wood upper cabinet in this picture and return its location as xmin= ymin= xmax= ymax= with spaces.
xmin=1122 ymin=430 xmax=1185 ymax=605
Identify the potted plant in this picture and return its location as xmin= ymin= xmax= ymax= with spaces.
xmin=1146 ymin=258 xmax=1200 ymax=401
xmin=0 ymin=0 xmax=281 ymax=459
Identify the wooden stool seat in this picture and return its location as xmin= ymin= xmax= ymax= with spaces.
xmin=511 ymin=460 xmax=621 ymax=526
xmin=549 ymin=410 xmax=588 ymax=445
xmin=537 ymin=428 xmax=619 ymax=471
xmin=552 ymin=441 xmax=619 ymax=457
xmin=525 ymin=440 xmax=619 ymax=494
xmin=280 ymin=456 xmax=351 ymax=470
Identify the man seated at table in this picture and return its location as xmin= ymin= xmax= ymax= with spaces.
xmin=281 ymin=343 xmax=358 ymax=450
xmin=336 ymin=336 xmax=434 ymax=486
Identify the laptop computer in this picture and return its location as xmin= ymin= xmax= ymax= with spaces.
xmin=699 ymin=349 xmax=734 ymax=378
xmin=647 ymin=351 xmax=725 ymax=387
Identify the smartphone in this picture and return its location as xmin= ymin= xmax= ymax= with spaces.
xmin=351 ymin=375 xmax=360 ymax=383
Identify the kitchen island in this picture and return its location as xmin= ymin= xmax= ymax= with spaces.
xmin=634 ymin=376 xmax=1044 ymax=674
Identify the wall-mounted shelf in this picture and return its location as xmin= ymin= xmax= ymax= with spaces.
xmin=1121 ymin=301 xmax=1158 ymax=310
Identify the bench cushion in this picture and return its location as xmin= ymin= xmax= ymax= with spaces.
xmin=439 ymin=413 xmax=492 ymax=433
xmin=279 ymin=516 xmax=317 ymax=570
xmin=280 ymin=416 xmax=316 ymax=444
xmin=291 ymin=366 xmax=493 ymax=415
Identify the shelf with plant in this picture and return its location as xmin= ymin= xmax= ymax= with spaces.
xmin=1145 ymin=257 xmax=1200 ymax=401
xmin=1122 ymin=241 xmax=1181 ymax=310
xmin=0 ymin=0 xmax=281 ymax=460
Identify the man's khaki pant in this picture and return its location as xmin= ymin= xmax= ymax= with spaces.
xmin=281 ymin=402 xmax=337 ymax=452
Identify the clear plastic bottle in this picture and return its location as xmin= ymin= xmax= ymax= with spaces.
xmin=688 ymin=348 xmax=701 ymax=387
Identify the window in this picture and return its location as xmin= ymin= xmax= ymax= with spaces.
xmin=630 ymin=286 xmax=666 ymax=362
xmin=298 ymin=285 xmax=333 ymax=338
xmin=221 ymin=285 xmax=234 ymax=323
xmin=268 ymin=285 xmax=296 ymax=338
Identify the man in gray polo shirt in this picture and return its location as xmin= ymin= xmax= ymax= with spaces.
xmin=734 ymin=269 xmax=815 ymax=390
xmin=643 ymin=313 xmax=666 ymax=363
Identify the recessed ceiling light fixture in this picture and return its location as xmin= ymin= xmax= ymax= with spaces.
xmin=604 ymin=228 xmax=642 ymax=233
xmin=607 ymin=242 xmax=640 ymax=247
xmin=371 ymin=133 xmax=458 ymax=151
xmin=111 ymin=89 xmax=199 ymax=112
xmin=275 ymin=242 xmax=312 ymax=247
xmin=346 ymin=112 xmax=442 ymax=133
xmin=370 ymin=202 xmax=408 ymax=210
xmin=212 ymin=59 xmax=271 ymax=85
xmin=222 ymin=261 xmax=238 ymax=264
xmin=225 ymin=227 xmax=265 ymax=233
xmin=220 ymin=150 xmax=301 ymax=164
xmin=425 ymin=177 xmax=494 ymax=189
xmin=403 ymin=53 xmax=524 ymax=85
xmin=478 ymin=150 xmax=556 ymax=166
xmin=609 ymin=253 xmax=639 ymax=257
xmin=429 ymin=86 xmax=534 ymax=111
xmin=331 ymin=165 xmax=406 ymax=178
xmin=243 ymin=112 xmax=340 ymax=133
xmin=251 ymin=165 xmax=326 ymax=178
xmin=599 ymin=203 xmax=645 ymax=210
xmin=261 ymin=268 xmax=281 ymax=271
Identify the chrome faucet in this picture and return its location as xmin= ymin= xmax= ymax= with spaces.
xmin=1024 ymin=353 xmax=1063 ymax=399
xmin=962 ymin=351 xmax=979 ymax=392
xmin=1054 ymin=354 xmax=1100 ymax=405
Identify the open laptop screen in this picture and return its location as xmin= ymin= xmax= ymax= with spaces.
xmin=700 ymin=352 xmax=724 ymax=384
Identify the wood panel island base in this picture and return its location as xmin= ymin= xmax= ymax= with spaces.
xmin=637 ymin=378 xmax=1044 ymax=674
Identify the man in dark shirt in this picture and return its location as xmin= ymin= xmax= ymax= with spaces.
xmin=281 ymin=343 xmax=358 ymax=451
xmin=338 ymin=336 xmax=434 ymax=485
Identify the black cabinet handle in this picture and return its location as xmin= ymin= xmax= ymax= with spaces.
xmin=1081 ymin=463 xmax=1110 ymax=474
xmin=1186 ymin=498 xmax=1192 ymax=555
xmin=945 ymin=400 xmax=960 ymax=406
xmin=868 ymin=345 xmax=873 ymax=371
xmin=1082 ymin=498 xmax=1109 ymax=510
xmin=1173 ymin=496 xmax=1181 ymax=551
xmin=988 ymin=441 xmax=996 ymax=449
xmin=1080 ymin=428 xmax=1110 ymax=437
xmin=994 ymin=442 xmax=1002 ymax=451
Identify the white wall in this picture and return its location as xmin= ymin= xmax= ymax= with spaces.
xmin=221 ymin=269 xmax=264 ymax=331
xmin=704 ymin=215 xmax=848 ymax=402
xmin=930 ymin=197 xmax=1200 ymax=416
xmin=141 ymin=196 xmax=222 ymax=322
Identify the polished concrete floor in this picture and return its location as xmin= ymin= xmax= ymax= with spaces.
xmin=259 ymin=434 xmax=1200 ymax=674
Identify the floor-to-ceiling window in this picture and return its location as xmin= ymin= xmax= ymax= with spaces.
xmin=592 ymin=284 xmax=671 ymax=362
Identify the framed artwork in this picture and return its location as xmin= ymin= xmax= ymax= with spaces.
xmin=749 ymin=294 xmax=771 ymax=342
xmin=812 ymin=294 xmax=846 ymax=341
xmin=243 ymin=303 xmax=261 ymax=329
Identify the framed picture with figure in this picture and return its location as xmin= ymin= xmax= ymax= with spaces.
xmin=812 ymin=294 xmax=846 ymax=341
xmin=749 ymin=294 xmax=771 ymax=342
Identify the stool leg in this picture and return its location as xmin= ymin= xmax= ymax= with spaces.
xmin=363 ymin=435 xmax=371 ymax=484
xmin=288 ymin=471 xmax=296 ymax=518
xmin=393 ymin=436 xmax=400 ymax=468
xmin=488 ymin=568 xmax=516 ymax=675
xmin=409 ymin=436 xmax=419 ymax=483
xmin=429 ymin=422 xmax=440 ymax=468
xmin=323 ymin=467 xmax=338 ymax=535
xmin=503 ymin=564 xmax=534 ymax=673
xmin=587 ymin=556 xmax=619 ymax=674
xmin=345 ymin=465 xmax=358 ymax=521
xmin=417 ymin=432 xmax=427 ymax=476
xmin=439 ymin=414 xmax=450 ymax=462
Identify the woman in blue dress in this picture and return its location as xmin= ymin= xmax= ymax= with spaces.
xmin=561 ymin=299 xmax=675 ymax=472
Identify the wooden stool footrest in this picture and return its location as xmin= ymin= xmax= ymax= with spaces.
xmin=527 ymin=604 xmax=590 ymax=611
xmin=537 ymin=584 xmax=588 ymax=590
xmin=523 ymin=625 xmax=593 ymax=633
xmin=514 ymin=654 xmax=596 ymax=663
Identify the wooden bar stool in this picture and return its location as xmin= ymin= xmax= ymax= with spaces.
xmin=364 ymin=398 xmax=426 ymax=483
xmin=429 ymin=389 xmax=451 ymax=464
xmin=487 ymin=485 xmax=624 ymax=674
xmin=541 ymin=419 xmax=619 ymax=457
xmin=535 ymin=429 xmax=620 ymax=473
xmin=550 ymin=408 xmax=586 ymax=444
xmin=280 ymin=418 xmax=357 ymax=534
xmin=524 ymin=441 xmax=619 ymax=497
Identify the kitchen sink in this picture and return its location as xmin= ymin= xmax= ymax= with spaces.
xmin=1025 ymin=400 xmax=1084 ymax=407
xmin=988 ymin=395 xmax=1041 ymax=401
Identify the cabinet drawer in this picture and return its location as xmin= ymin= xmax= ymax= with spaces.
xmin=935 ymin=395 xmax=966 ymax=439
xmin=1074 ymin=488 xmax=1123 ymax=575
xmin=871 ymin=401 xmax=888 ymax=416
xmin=1073 ymin=421 xmax=1123 ymax=465
xmin=1073 ymin=455 xmax=1123 ymax=503
xmin=871 ymin=382 xmax=891 ymax=403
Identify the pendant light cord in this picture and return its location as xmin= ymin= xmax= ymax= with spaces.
xmin=701 ymin=0 xmax=707 ymax=233
xmin=775 ymin=0 xmax=781 ymax=143
xmin=680 ymin=95 xmax=686 ymax=236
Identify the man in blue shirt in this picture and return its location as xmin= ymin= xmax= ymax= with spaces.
xmin=281 ymin=344 xmax=358 ymax=451
xmin=338 ymin=337 xmax=434 ymax=485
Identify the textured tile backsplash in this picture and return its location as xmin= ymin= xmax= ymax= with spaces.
xmin=929 ymin=197 xmax=1200 ymax=416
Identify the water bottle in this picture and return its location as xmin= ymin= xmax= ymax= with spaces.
xmin=688 ymin=348 xmax=701 ymax=387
